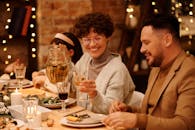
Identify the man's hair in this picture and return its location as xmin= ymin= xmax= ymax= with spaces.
xmin=142 ymin=14 xmax=180 ymax=41
xmin=73 ymin=12 xmax=114 ymax=38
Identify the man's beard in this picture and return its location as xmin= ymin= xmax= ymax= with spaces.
xmin=150 ymin=54 xmax=163 ymax=67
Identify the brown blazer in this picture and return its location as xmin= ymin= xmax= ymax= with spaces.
xmin=141 ymin=51 xmax=195 ymax=130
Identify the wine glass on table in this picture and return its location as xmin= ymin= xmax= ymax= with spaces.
xmin=46 ymin=44 xmax=70 ymax=111
xmin=14 ymin=63 xmax=26 ymax=90
xmin=57 ymin=81 xmax=70 ymax=111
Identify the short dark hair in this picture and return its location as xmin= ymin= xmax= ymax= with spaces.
xmin=142 ymin=14 xmax=180 ymax=40
xmin=73 ymin=12 xmax=114 ymax=38
xmin=50 ymin=32 xmax=83 ymax=64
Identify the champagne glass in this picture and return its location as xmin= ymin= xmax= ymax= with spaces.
xmin=57 ymin=81 xmax=70 ymax=111
xmin=23 ymin=97 xmax=38 ymax=128
xmin=73 ymin=69 xmax=89 ymax=109
xmin=14 ymin=63 xmax=26 ymax=90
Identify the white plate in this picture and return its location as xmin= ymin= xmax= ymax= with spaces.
xmin=8 ymin=79 xmax=33 ymax=89
xmin=60 ymin=113 xmax=106 ymax=128
xmin=41 ymin=98 xmax=76 ymax=109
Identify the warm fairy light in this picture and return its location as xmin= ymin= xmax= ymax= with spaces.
xmin=152 ymin=1 xmax=156 ymax=6
xmin=32 ymin=54 xmax=36 ymax=58
xmin=5 ymin=60 xmax=9 ymax=65
xmin=189 ymin=3 xmax=193 ymax=8
xmin=154 ymin=9 xmax=159 ymax=14
xmin=190 ymin=18 xmax=194 ymax=23
xmin=5 ymin=25 xmax=9 ymax=29
xmin=9 ymin=34 xmax=13 ymax=39
xmin=129 ymin=14 xmax=134 ymax=18
xmin=2 ymin=40 xmax=6 ymax=44
xmin=126 ymin=8 xmax=134 ymax=13
xmin=32 ymin=48 xmax=36 ymax=52
xmin=7 ymin=8 xmax=10 ymax=11
xmin=171 ymin=6 xmax=175 ymax=11
xmin=175 ymin=3 xmax=179 ymax=8
xmin=3 ymin=47 xmax=7 ymax=52
xmin=178 ymin=3 xmax=182 ymax=7
xmin=30 ymin=38 xmax=35 ymax=42
xmin=7 ymin=55 xmax=11 ymax=59
xmin=30 ymin=24 xmax=34 ymax=28
xmin=31 ymin=33 xmax=36 ymax=37
xmin=32 ymin=7 xmax=36 ymax=11
xmin=188 ymin=41 xmax=192 ymax=45
xmin=185 ymin=27 xmax=189 ymax=31
xmin=7 ymin=19 xmax=11 ymax=23
xmin=189 ymin=35 xmax=193 ymax=39
xmin=32 ymin=15 xmax=36 ymax=19
xmin=6 ymin=3 xmax=10 ymax=7
xmin=189 ymin=11 xmax=193 ymax=16
xmin=178 ymin=17 xmax=182 ymax=22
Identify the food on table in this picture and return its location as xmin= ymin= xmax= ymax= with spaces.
xmin=47 ymin=119 xmax=54 ymax=127
xmin=66 ymin=113 xmax=90 ymax=122
xmin=0 ymin=117 xmax=18 ymax=129
xmin=41 ymin=96 xmax=61 ymax=104
xmin=66 ymin=115 xmax=81 ymax=122
xmin=19 ymin=88 xmax=45 ymax=99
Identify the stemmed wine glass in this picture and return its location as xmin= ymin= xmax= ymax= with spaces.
xmin=14 ymin=63 xmax=26 ymax=90
xmin=56 ymin=81 xmax=70 ymax=111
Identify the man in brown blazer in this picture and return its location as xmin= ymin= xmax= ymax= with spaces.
xmin=103 ymin=14 xmax=195 ymax=130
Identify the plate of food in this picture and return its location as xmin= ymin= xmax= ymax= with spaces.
xmin=8 ymin=79 xmax=33 ymax=89
xmin=40 ymin=97 xmax=76 ymax=109
xmin=60 ymin=113 xmax=106 ymax=128
xmin=0 ymin=117 xmax=25 ymax=129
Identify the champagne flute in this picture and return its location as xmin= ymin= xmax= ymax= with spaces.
xmin=14 ymin=63 xmax=26 ymax=90
xmin=73 ymin=69 xmax=89 ymax=109
xmin=57 ymin=82 xmax=70 ymax=111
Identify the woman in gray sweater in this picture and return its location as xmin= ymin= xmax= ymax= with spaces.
xmin=73 ymin=12 xmax=135 ymax=114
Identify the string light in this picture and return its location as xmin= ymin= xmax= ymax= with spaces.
xmin=3 ymin=1 xmax=38 ymax=68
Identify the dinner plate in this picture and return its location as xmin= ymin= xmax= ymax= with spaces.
xmin=8 ymin=79 xmax=33 ymax=89
xmin=60 ymin=113 xmax=106 ymax=128
xmin=41 ymin=98 xmax=76 ymax=109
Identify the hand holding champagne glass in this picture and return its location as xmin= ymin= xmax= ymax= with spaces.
xmin=73 ymin=70 xmax=90 ymax=109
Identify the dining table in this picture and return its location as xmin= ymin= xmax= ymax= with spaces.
xmin=0 ymin=80 xmax=111 ymax=130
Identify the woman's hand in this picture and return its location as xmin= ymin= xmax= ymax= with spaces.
xmin=79 ymin=80 xmax=97 ymax=98
xmin=32 ymin=71 xmax=46 ymax=88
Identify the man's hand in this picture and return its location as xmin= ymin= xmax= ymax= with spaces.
xmin=103 ymin=112 xmax=137 ymax=129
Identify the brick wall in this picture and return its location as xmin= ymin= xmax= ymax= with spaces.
xmin=37 ymin=0 xmax=126 ymax=69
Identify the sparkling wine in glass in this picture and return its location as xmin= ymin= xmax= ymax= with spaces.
xmin=73 ymin=70 xmax=89 ymax=109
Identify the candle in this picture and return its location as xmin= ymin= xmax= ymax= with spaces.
xmin=11 ymin=88 xmax=23 ymax=106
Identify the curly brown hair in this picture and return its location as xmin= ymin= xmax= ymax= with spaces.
xmin=73 ymin=12 xmax=114 ymax=38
